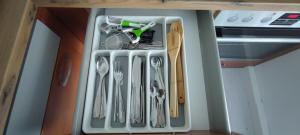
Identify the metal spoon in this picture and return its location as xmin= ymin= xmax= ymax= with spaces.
xmin=151 ymin=57 xmax=165 ymax=89
xmin=93 ymin=57 xmax=109 ymax=119
xmin=157 ymin=88 xmax=166 ymax=127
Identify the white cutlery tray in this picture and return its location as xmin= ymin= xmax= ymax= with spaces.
xmin=83 ymin=16 xmax=191 ymax=133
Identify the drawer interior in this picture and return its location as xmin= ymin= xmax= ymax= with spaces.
xmin=82 ymin=15 xmax=192 ymax=133
xmin=74 ymin=8 xmax=230 ymax=134
xmin=6 ymin=8 xmax=230 ymax=135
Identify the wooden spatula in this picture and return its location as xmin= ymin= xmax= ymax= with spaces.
xmin=167 ymin=31 xmax=181 ymax=118
xmin=170 ymin=21 xmax=185 ymax=104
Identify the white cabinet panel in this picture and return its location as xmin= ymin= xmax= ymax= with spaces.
xmin=6 ymin=20 xmax=60 ymax=135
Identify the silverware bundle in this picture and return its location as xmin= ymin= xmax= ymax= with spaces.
xmin=130 ymin=56 xmax=146 ymax=124
xmin=150 ymin=56 xmax=166 ymax=128
xmin=93 ymin=57 xmax=109 ymax=119
xmin=113 ymin=60 xmax=125 ymax=123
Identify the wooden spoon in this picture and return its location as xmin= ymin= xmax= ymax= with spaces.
xmin=170 ymin=21 xmax=185 ymax=104
xmin=167 ymin=31 xmax=181 ymax=118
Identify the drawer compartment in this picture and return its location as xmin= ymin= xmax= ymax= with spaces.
xmin=82 ymin=15 xmax=191 ymax=133
xmin=73 ymin=9 xmax=230 ymax=134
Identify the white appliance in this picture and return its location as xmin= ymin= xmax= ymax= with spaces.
xmin=215 ymin=10 xmax=300 ymax=135
xmin=215 ymin=11 xmax=300 ymax=61
xmin=215 ymin=10 xmax=300 ymax=28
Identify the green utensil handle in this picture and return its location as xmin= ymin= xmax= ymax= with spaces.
xmin=121 ymin=20 xmax=143 ymax=28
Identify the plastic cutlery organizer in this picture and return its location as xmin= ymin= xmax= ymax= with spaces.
xmin=83 ymin=16 xmax=191 ymax=133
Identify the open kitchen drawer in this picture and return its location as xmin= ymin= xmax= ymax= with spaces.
xmin=7 ymin=9 xmax=231 ymax=134
xmin=72 ymin=9 xmax=230 ymax=134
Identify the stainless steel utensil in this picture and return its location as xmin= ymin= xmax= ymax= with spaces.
xmin=125 ymin=41 xmax=163 ymax=50
xmin=157 ymin=88 xmax=166 ymax=127
xmin=150 ymin=81 xmax=158 ymax=127
xmin=151 ymin=56 xmax=165 ymax=89
xmin=130 ymin=56 xmax=145 ymax=124
xmin=100 ymin=23 xmax=120 ymax=34
xmin=118 ymin=71 xmax=125 ymax=123
xmin=113 ymin=61 xmax=125 ymax=123
xmin=150 ymin=80 xmax=166 ymax=128
xmin=150 ymin=57 xmax=166 ymax=128
xmin=104 ymin=32 xmax=130 ymax=50
xmin=141 ymin=61 xmax=145 ymax=124
xmin=93 ymin=57 xmax=109 ymax=119
xmin=122 ymin=21 xmax=156 ymax=44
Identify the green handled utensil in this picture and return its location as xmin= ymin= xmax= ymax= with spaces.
xmin=106 ymin=16 xmax=145 ymax=28
xmin=122 ymin=21 xmax=156 ymax=44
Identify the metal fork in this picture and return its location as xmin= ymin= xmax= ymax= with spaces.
xmin=113 ymin=61 xmax=125 ymax=123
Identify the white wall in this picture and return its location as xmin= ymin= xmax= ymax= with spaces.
xmin=222 ymin=68 xmax=262 ymax=135
xmin=254 ymin=49 xmax=300 ymax=135
xmin=222 ymin=49 xmax=300 ymax=135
